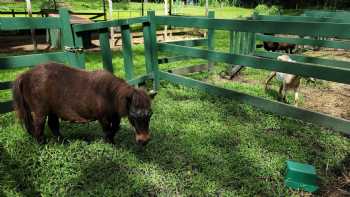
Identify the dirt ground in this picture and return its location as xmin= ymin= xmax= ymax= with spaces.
xmin=219 ymin=50 xmax=350 ymax=121
xmin=224 ymin=73 xmax=350 ymax=121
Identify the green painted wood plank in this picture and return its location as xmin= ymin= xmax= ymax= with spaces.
xmin=142 ymin=22 xmax=153 ymax=74
xmin=59 ymin=8 xmax=81 ymax=68
xmin=254 ymin=51 xmax=350 ymax=70
xmin=256 ymin=34 xmax=350 ymax=50
xmin=163 ymin=38 xmax=208 ymax=47
xmin=158 ymin=56 xmax=192 ymax=64
xmin=0 ymin=101 xmax=13 ymax=114
xmin=229 ymin=30 xmax=234 ymax=53
xmin=0 ymin=17 xmax=61 ymax=30
xmin=73 ymin=17 xmax=149 ymax=33
xmin=72 ymin=33 xmax=86 ymax=69
xmin=228 ymin=30 xmax=243 ymax=75
xmin=99 ymin=28 xmax=114 ymax=73
xmin=121 ymin=25 xmax=134 ymax=80
xmin=158 ymin=43 xmax=350 ymax=84
xmin=304 ymin=10 xmax=350 ymax=18
xmin=154 ymin=16 xmax=350 ymax=38
xmin=207 ymin=11 xmax=215 ymax=71
xmin=0 ymin=81 xmax=12 ymax=90
xmin=159 ymin=71 xmax=350 ymax=135
xmin=147 ymin=11 xmax=160 ymax=90
xmin=251 ymin=15 xmax=350 ymax=23
xmin=127 ymin=74 xmax=153 ymax=86
xmin=250 ymin=33 xmax=256 ymax=54
xmin=0 ymin=52 xmax=67 ymax=69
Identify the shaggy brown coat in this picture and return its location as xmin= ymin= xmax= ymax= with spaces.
xmin=12 ymin=62 xmax=153 ymax=145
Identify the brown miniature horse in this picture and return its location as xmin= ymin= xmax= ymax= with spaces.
xmin=12 ymin=62 xmax=155 ymax=145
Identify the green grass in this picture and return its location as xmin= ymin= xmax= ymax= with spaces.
xmin=0 ymin=1 xmax=252 ymax=19
xmin=1 ymin=2 xmax=350 ymax=196
xmin=1 ymin=81 xmax=349 ymax=196
xmin=1 ymin=34 xmax=350 ymax=196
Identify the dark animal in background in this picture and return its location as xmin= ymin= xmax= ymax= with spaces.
xmin=12 ymin=62 xmax=155 ymax=145
xmin=261 ymin=33 xmax=296 ymax=54
xmin=263 ymin=41 xmax=296 ymax=54
xmin=276 ymin=42 xmax=296 ymax=54
xmin=263 ymin=41 xmax=279 ymax=52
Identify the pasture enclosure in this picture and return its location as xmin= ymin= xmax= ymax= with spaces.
xmin=1 ymin=8 xmax=350 ymax=136
xmin=1 ymin=7 xmax=350 ymax=196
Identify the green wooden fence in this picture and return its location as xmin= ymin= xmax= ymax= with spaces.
xmin=72 ymin=12 xmax=159 ymax=89
xmin=1 ymin=9 xmax=350 ymax=135
xmin=152 ymin=11 xmax=350 ymax=135
xmin=0 ymin=9 xmax=76 ymax=114
xmin=0 ymin=8 xmax=156 ymax=114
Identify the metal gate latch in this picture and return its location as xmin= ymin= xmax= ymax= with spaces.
xmin=64 ymin=46 xmax=84 ymax=53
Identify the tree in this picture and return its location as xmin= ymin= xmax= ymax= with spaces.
xmin=25 ymin=0 xmax=37 ymax=50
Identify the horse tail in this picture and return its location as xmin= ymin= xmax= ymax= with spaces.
xmin=12 ymin=75 xmax=33 ymax=133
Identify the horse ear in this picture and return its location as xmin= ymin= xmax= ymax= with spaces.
xmin=148 ymin=90 xmax=157 ymax=100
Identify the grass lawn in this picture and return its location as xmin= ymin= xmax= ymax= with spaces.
xmin=1 ymin=1 xmax=350 ymax=196
xmin=0 ymin=1 xmax=252 ymax=19
xmin=1 ymin=33 xmax=350 ymax=196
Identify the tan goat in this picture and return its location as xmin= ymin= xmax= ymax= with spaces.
xmin=265 ymin=55 xmax=301 ymax=106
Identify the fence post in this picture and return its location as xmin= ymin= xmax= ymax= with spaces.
xmin=59 ymin=8 xmax=84 ymax=68
xmin=121 ymin=24 xmax=134 ymax=80
xmin=207 ymin=11 xmax=215 ymax=71
xmin=147 ymin=11 xmax=160 ymax=90
xmin=99 ymin=28 xmax=114 ymax=72
xmin=142 ymin=21 xmax=153 ymax=74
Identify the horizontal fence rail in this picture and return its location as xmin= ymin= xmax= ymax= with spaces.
xmin=159 ymin=71 xmax=350 ymax=135
xmin=0 ymin=101 xmax=13 ymax=114
xmin=255 ymin=51 xmax=350 ymax=70
xmin=251 ymin=15 xmax=350 ymax=23
xmin=73 ymin=17 xmax=149 ymax=33
xmin=158 ymin=43 xmax=350 ymax=84
xmin=0 ymin=17 xmax=61 ymax=30
xmin=0 ymin=52 xmax=68 ymax=69
xmin=256 ymin=34 xmax=350 ymax=50
xmin=303 ymin=10 xmax=350 ymax=18
xmin=0 ymin=81 xmax=12 ymax=90
xmin=155 ymin=16 xmax=350 ymax=39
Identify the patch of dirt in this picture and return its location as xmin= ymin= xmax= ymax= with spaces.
xmin=217 ymin=72 xmax=350 ymax=121
xmin=301 ymin=83 xmax=350 ymax=120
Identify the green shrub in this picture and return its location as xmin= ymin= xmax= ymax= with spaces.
xmin=254 ymin=4 xmax=280 ymax=15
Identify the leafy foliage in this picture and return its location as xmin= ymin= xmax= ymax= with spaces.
xmin=254 ymin=4 xmax=280 ymax=15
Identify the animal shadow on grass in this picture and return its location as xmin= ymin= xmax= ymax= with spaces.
xmin=0 ymin=143 xmax=40 ymax=196
xmin=118 ymin=94 xmax=284 ymax=195
xmin=50 ymin=121 xmax=103 ymax=144
xmin=65 ymin=147 xmax=158 ymax=196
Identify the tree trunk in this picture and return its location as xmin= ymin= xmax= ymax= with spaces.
xmin=25 ymin=0 xmax=37 ymax=51
xmin=205 ymin=0 xmax=208 ymax=16
xmin=108 ymin=0 xmax=115 ymax=44
xmin=164 ymin=0 xmax=168 ymax=41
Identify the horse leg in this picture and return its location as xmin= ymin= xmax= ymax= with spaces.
xmin=48 ymin=113 xmax=62 ymax=138
xmin=265 ymin=71 xmax=276 ymax=90
xmin=32 ymin=113 xmax=46 ymax=144
xmin=99 ymin=117 xmax=120 ymax=144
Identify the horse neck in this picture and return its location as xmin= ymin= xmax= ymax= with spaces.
xmin=113 ymin=82 xmax=134 ymax=116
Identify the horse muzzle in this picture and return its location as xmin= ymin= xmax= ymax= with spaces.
xmin=135 ymin=131 xmax=150 ymax=146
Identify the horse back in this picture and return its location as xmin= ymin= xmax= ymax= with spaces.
xmin=17 ymin=62 xmax=126 ymax=122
